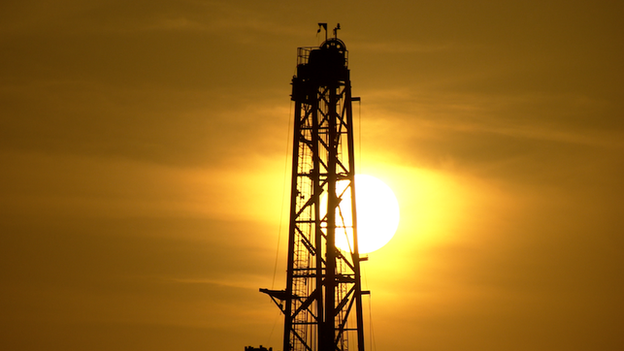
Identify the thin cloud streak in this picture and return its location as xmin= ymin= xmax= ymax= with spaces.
xmin=1 ymin=1 xmax=622 ymax=350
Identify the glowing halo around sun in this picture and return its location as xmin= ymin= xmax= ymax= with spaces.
xmin=326 ymin=174 xmax=400 ymax=254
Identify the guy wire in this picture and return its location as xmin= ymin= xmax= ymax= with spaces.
xmin=272 ymin=98 xmax=294 ymax=289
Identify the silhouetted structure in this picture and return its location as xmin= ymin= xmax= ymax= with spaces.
xmin=245 ymin=346 xmax=273 ymax=351
xmin=261 ymin=24 xmax=367 ymax=351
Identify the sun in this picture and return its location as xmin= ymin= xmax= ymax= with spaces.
xmin=333 ymin=174 xmax=400 ymax=254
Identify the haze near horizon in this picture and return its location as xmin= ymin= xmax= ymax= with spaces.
xmin=1 ymin=1 xmax=622 ymax=350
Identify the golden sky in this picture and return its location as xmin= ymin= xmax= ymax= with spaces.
xmin=1 ymin=1 xmax=623 ymax=350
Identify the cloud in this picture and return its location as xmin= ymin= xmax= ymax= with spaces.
xmin=1 ymin=1 xmax=623 ymax=350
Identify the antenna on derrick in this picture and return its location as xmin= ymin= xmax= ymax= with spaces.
xmin=317 ymin=23 xmax=328 ymax=41
xmin=333 ymin=23 xmax=341 ymax=39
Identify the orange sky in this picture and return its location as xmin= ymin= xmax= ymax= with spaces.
xmin=1 ymin=1 xmax=623 ymax=350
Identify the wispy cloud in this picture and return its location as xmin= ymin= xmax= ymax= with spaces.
xmin=354 ymin=40 xmax=458 ymax=54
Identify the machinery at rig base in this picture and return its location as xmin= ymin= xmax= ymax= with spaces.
xmin=261 ymin=24 xmax=367 ymax=351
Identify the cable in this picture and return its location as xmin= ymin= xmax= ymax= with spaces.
xmin=368 ymin=295 xmax=377 ymax=351
xmin=358 ymin=99 xmax=362 ymax=174
xmin=272 ymin=99 xmax=294 ymax=289
xmin=267 ymin=309 xmax=282 ymax=346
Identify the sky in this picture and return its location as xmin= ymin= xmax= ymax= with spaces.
xmin=1 ymin=1 xmax=623 ymax=350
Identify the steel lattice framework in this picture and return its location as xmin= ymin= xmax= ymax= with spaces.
xmin=261 ymin=36 xmax=366 ymax=351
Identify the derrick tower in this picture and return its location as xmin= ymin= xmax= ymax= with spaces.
xmin=261 ymin=26 xmax=367 ymax=351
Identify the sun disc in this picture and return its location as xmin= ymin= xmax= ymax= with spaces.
xmin=332 ymin=174 xmax=400 ymax=254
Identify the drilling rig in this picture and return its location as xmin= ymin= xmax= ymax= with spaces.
xmin=261 ymin=24 xmax=367 ymax=351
